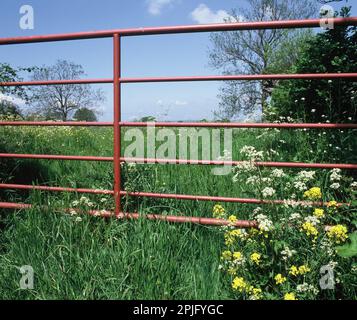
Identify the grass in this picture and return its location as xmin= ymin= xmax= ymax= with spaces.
xmin=0 ymin=123 xmax=356 ymax=300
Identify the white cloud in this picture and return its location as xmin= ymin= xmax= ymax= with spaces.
xmin=146 ymin=0 xmax=174 ymax=16
xmin=0 ymin=93 xmax=26 ymax=106
xmin=190 ymin=4 xmax=232 ymax=24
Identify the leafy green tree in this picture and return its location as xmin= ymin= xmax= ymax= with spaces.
xmin=73 ymin=107 xmax=98 ymax=122
xmin=0 ymin=100 xmax=23 ymax=118
xmin=270 ymin=7 xmax=357 ymax=123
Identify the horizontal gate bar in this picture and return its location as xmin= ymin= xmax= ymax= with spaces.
xmin=120 ymin=190 xmax=345 ymax=207
xmin=0 ymin=183 xmax=346 ymax=207
xmin=0 ymin=121 xmax=113 ymax=126
xmin=0 ymin=18 xmax=356 ymax=45
xmin=120 ymin=122 xmax=357 ymax=129
xmin=0 ymin=153 xmax=113 ymax=161
xmin=2 ymin=73 xmax=356 ymax=87
xmin=120 ymin=73 xmax=357 ymax=83
xmin=1 ymin=154 xmax=356 ymax=169
xmin=0 ymin=78 xmax=113 ymax=87
xmin=0 ymin=201 xmax=257 ymax=228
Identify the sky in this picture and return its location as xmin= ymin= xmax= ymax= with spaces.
xmin=0 ymin=0 xmax=355 ymax=121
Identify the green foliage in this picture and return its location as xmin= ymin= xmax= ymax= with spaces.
xmin=0 ymin=100 xmax=23 ymax=117
xmin=336 ymin=232 xmax=357 ymax=258
xmin=73 ymin=108 xmax=97 ymax=122
xmin=270 ymin=7 xmax=357 ymax=123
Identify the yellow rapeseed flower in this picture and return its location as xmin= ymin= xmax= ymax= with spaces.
xmin=221 ymin=250 xmax=232 ymax=261
xmin=275 ymin=274 xmax=287 ymax=285
xmin=298 ymin=265 xmax=311 ymax=275
xmin=228 ymin=215 xmax=238 ymax=224
xmin=289 ymin=265 xmax=299 ymax=276
xmin=232 ymin=277 xmax=248 ymax=292
xmin=250 ymin=252 xmax=262 ymax=265
xmin=233 ymin=252 xmax=243 ymax=262
xmin=313 ymin=208 xmax=325 ymax=218
xmin=213 ymin=204 xmax=225 ymax=219
xmin=304 ymin=187 xmax=322 ymax=200
xmin=327 ymin=225 xmax=348 ymax=244
xmin=301 ymin=222 xmax=319 ymax=242
xmin=327 ymin=201 xmax=338 ymax=209
xmin=284 ymin=293 xmax=297 ymax=300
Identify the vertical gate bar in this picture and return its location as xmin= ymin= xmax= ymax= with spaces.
xmin=113 ymin=33 xmax=121 ymax=217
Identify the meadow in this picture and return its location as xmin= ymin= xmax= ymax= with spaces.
xmin=0 ymin=118 xmax=356 ymax=300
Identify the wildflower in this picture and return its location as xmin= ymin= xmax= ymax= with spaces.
xmin=284 ymin=293 xmax=297 ymax=300
xmin=228 ymin=215 xmax=238 ymax=224
xmin=232 ymin=277 xmax=248 ymax=292
xmin=289 ymin=266 xmax=299 ymax=276
xmin=330 ymin=183 xmax=340 ymax=190
xmin=221 ymin=251 xmax=232 ymax=261
xmin=350 ymin=181 xmax=357 ymax=190
xmin=262 ymin=187 xmax=276 ymax=198
xmin=271 ymin=169 xmax=286 ymax=178
xmin=281 ymin=247 xmax=297 ymax=261
xmin=301 ymin=222 xmax=319 ymax=242
xmin=275 ymin=274 xmax=287 ymax=285
xmin=305 ymin=216 xmax=320 ymax=227
xmin=75 ymin=216 xmax=83 ymax=223
xmin=298 ymin=265 xmax=311 ymax=275
xmin=248 ymin=287 xmax=263 ymax=300
xmin=232 ymin=252 xmax=245 ymax=266
xmin=213 ymin=204 xmax=225 ymax=219
xmin=255 ymin=214 xmax=274 ymax=233
xmin=250 ymin=253 xmax=262 ymax=265
xmin=327 ymin=225 xmax=348 ymax=244
xmin=304 ymin=187 xmax=322 ymax=200
xmin=288 ymin=213 xmax=302 ymax=222
xmin=296 ymin=171 xmax=315 ymax=182
xmin=293 ymin=181 xmax=307 ymax=192
xmin=330 ymin=169 xmax=342 ymax=182
xmin=313 ymin=208 xmax=325 ymax=218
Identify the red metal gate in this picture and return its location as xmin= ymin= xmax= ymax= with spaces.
xmin=1 ymin=18 xmax=357 ymax=228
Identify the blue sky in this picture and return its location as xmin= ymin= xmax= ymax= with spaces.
xmin=0 ymin=0 xmax=355 ymax=121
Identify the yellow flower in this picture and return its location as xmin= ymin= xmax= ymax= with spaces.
xmin=221 ymin=250 xmax=232 ymax=261
xmin=248 ymin=286 xmax=263 ymax=300
xmin=284 ymin=293 xmax=297 ymax=300
xmin=301 ymin=222 xmax=319 ymax=242
xmin=289 ymin=265 xmax=299 ymax=276
xmin=227 ymin=267 xmax=237 ymax=276
xmin=327 ymin=225 xmax=348 ymax=244
xmin=233 ymin=252 xmax=244 ymax=262
xmin=228 ymin=215 xmax=238 ymax=224
xmin=304 ymin=187 xmax=322 ymax=200
xmin=232 ymin=277 xmax=248 ymax=292
xmin=250 ymin=252 xmax=262 ymax=265
xmin=313 ymin=208 xmax=325 ymax=218
xmin=275 ymin=274 xmax=287 ymax=285
xmin=213 ymin=204 xmax=225 ymax=219
xmin=327 ymin=201 xmax=338 ymax=208
xmin=298 ymin=265 xmax=311 ymax=275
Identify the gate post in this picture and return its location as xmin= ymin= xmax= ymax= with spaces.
xmin=113 ymin=33 xmax=121 ymax=217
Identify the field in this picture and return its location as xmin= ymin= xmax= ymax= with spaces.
xmin=0 ymin=122 xmax=357 ymax=300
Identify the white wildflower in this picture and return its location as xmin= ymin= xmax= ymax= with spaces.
xmin=330 ymin=169 xmax=342 ymax=182
xmin=330 ymin=183 xmax=340 ymax=190
xmin=271 ymin=169 xmax=286 ymax=178
xmin=262 ymin=187 xmax=276 ymax=198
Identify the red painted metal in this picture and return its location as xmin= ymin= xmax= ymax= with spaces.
xmin=0 ymin=79 xmax=113 ymax=87
xmin=0 ymin=184 xmax=113 ymax=195
xmin=0 ymin=202 xmax=257 ymax=228
xmin=0 ymin=121 xmax=113 ymax=127
xmin=120 ymin=73 xmax=357 ymax=83
xmin=120 ymin=190 xmax=345 ymax=207
xmin=121 ymin=122 xmax=357 ymax=129
xmin=0 ymin=18 xmax=356 ymax=45
xmin=0 ymin=18 xmax=356 ymax=227
xmin=0 ymin=153 xmax=113 ymax=162
xmin=113 ymin=33 xmax=122 ymax=217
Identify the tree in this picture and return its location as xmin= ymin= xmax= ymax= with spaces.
xmin=209 ymin=0 xmax=316 ymax=120
xmin=28 ymin=60 xmax=104 ymax=121
xmin=0 ymin=100 xmax=23 ymax=118
xmin=73 ymin=107 xmax=98 ymax=122
xmin=270 ymin=7 xmax=357 ymax=123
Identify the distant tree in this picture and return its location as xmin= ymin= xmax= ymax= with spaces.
xmin=0 ymin=63 xmax=27 ymax=100
xmin=0 ymin=100 xmax=23 ymax=118
xmin=270 ymin=7 xmax=357 ymax=123
xmin=209 ymin=0 xmax=316 ymax=120
xmin=139 ymin=116 xmax=156 ymax=122
xmin=73 ymin=107 xmax=98 ymax=122
xmin=28 ymin=60 xmax=105 ymax=121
